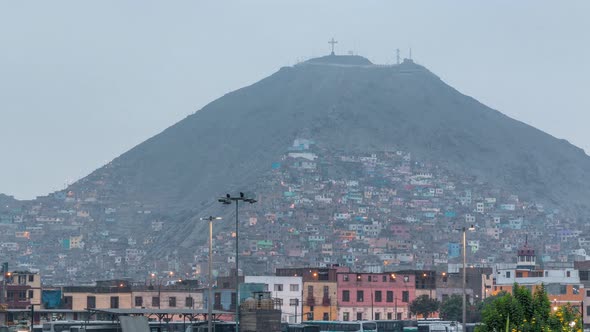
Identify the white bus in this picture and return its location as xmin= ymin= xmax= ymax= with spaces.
xmin=42 ymin=321 xmax=119 ymax=332
xmin=302 ymin=321 xmax=377 ymax=332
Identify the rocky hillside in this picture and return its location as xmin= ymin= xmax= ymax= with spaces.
xmin=71 ymin=55 xmax=590 ymax=215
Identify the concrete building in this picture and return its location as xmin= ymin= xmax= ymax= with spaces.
xmin=245 ymin=275 xmax=303 ymax=323
xmin=1 ymin=270 xmax=42 ymax=309
xmin=493 ymin=243 xmax=583 ymax=311
xmin=62 ymin=280 xmax=132 ymax=311
xmin=337 ymin=272 xmax=416 ymax=321
xmin=276 ymin=266 xmax=349 ymax=322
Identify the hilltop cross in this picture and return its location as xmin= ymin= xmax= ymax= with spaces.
xmin=328 ymin=37 xmax=338 ymax=55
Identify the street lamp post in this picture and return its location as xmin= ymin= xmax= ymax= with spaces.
xmin=219 ymin=192 xmax=257 ymax=332
xmin=200 ymin=216 xmax=222 ymax=332
xmin=462 ymin=225 xmax=475 ymax=332
xmin=149 ymin=273 xmax=163 ymax=309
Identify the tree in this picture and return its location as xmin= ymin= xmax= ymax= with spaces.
xmin=409 ymin=294 xmax=440 ymax=319
xmin=440 ymin=294 xmax=462 ymax=322
xmin=477 ymin=284 xmax=582 ymax=332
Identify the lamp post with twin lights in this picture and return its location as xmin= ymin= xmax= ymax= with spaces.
xmin=218 ymin=192 xmax=257 ymax=332
xmin=462 ymin=225 xmax=475 ymax=332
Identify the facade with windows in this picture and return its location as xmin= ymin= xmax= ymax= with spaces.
xmin=244 ymin=275 xmax=303 ymax=323
xmin=276 ymin=266 xmax=349 ymax=323
xmin=493 ymin=244 xmax=583 ymax=311
xmin=1 ymin=271 xmax=41 ymax=309
xmin=336 ymin=272 xmax=416 ymax=321
xmin=62 ymin=280 xmax=133 ymax=311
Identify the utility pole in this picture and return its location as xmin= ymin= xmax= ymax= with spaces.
xmin=200 ymin=216 xmax=222 ymax=332
xmin=1 ymin=262 xmax=8 ymax=305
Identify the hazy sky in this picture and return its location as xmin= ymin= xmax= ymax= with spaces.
xmin=1 ymin=1 xmax=589 ymax=200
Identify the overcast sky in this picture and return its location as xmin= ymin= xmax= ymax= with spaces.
xmin=1 ymin=1 xmax=589 ymax=200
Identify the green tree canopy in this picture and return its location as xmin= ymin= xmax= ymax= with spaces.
xmin=477 ymin=284 xmax=582 ymax=332
xmin=440 ymin=294 xmax=462 ymax=322
xmin=409 ymin=294 xmax=440 ymax=319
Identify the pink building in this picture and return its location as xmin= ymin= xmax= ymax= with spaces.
xmin=337 ymin=272 xmax=416 ymax=321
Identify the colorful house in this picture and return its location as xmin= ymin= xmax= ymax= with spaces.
xmin=337 ymin=272 xmax=416 ymax=321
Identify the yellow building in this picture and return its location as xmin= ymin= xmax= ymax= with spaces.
xmin=276 ymin=266 xmax=349 ymax=321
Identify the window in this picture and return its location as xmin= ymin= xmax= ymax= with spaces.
xmin=289 ymin=299 xmax=299 ymax=306
xmin=357 ymin=290 xmax=364 ymax=302
xmin=323 ymin=313 xmax=329 ymax=321
xmin=342 ymin=290 xmax=350 ymax=302
xmin=152 ymin=296 xmax=160 ymax=307
xmin=18 ymin=291 xmax=26 ymax=301
xmin=28 ymin=275 xmax=34 ymax=282
xmin=343 ymin=312 xmax=349 ymax=321
xmin=386 ymin=291 xmax=393 ymax=303
xmin=506 ymin=271 xmax=511 ymax=278
xmin=87 ymin=296 xmax=96 ymax=309
xmin=356 ymin=312 xmax=363 ymax=321
xmin=580 ymin=271 xmax=589 ymax=281
xmin=63 ymin=296 xmax=72 ymax=307
xmin=402 ymin=291 xmax=409 ymax=303
xmin=169 ymin=297 xmax=176 ymax=307
xmin=186 ymin=297 xmax=193 ymax=308
xmin=516 ymin=272 xmax=523 ymax=278
xmin=587 ymin=306 xmax=590 ymax=316
xmin=343 ymin=274 xmax=349 ymax=282
xmin=323 ymin=286 xmax=329 ymax=297
xmin=561 ymin=285 xmax=567 ymax=294
xmin=375 ymin=291 xmax=382 ymax=302
xmin=215 ymin=293 xmax=222 ymax=310
xmin=387 ymin=312 xmax=392 ymax=320
xmin=375 ymin=312 xmax=380 ymax=320
xmin=308 ymin=285 xmax=313 ymax=296
xmin=567 ymin=271 xmax=571 ymax=278
xmin=586 ymin=290 xmax=590 ymax=297
xmin=274 ymin=284 xmax=284 ymax=291
xmin=382 ymin=275 xmax=387 ymax=282
xmin=134 ymin=296 xmax=142 ymax=307
xmin=110 ymin=296 xmax=119 ymax=309
xmin=290 ymin=284 xmax=299 ymax=292
xmin=28 ymin=290 xmax=33 ymax=300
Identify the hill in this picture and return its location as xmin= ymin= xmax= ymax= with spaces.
xmin=3 ymin=54 xmax=590 ymax=282
xmin=73 ymin=55 xmax=590 ymax=214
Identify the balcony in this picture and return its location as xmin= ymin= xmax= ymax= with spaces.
xmin=306 ymin=297 xmax=315 ymax=306
xmin=322 ymin=297 xmax=331 ymax=306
